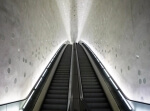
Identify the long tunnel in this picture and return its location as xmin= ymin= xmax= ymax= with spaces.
xmin=0 ymin=0 xmax=150 ymax=111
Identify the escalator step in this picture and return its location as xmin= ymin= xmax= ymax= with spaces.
xmin=42 ymin=104 xmax=67 ymax=110
xmin=52 ymin=77 xmax=69 ymax=79
xmin=47 ymin=90 xmax=68 ymax=94
xmin=84 ymin=93 xmax=105 ymax=98
xmin=85 ymin=98 xmax=107 ymax=103
xmin=51 ymin=83 xmax=68 ymax=86
xmin=91 ymin=108 xmax=112 ymax=111
xmin=52 ymin=79 xmax=69 ymax=83
xmin=46 ymin=94 xmax=68 ymax=99
xmin=50 ymin=86 xmax=69 ymax=90
xmin=82 ymin=81 xmax=99 ymax=85
xmin=83 ymin=88 xmax=103 ymax=93
xmin=82 ymin=77 xmax=96 ymax=79
xmin=81 ymin=75 xmax=95 ymax=77
xmin=87 ymin=103 xmax=109 ymax=108
xmin=44 ymin=99 xmax=67 ymax=104
xmin=82 ymin=79 xmax=97 ymax=82
xmin=83 ymin=85 xmax=101 ymax=89
xmin=54 ymin=75 xmax=69 ymax=77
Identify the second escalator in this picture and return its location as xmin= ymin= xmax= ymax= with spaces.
xmin=77 ymin=44 xmax=113 ymax=111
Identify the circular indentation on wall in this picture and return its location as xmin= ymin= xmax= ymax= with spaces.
xmin=23 ymin=58 xmax=25 ymax=62
xmin=148 ymin=47 xmax=150 ymax=52
xmin=0 ymin=34 xmax=5 ymax=41
xmin=115 ymin=66 xmax=116 ymax=69
xmin=139 ymin=79 xmax=142 ymax=84
xmin=12 ymin=33 xmax=15 ymax=39
xmin=18 ymin=49 xmax=20 ymax=52
xmin=36 ymin=49 xmax=37 ymax=52
xmin=130 ymin=36 xmax=133 ymax=41
xmin=32 ymin=51 xmax=34 ymax=55
xmin=116 ymin=54 xmax=117 ymax=58
xmin=5 ymin=16 xmax=7 ymax=23
xmin=5 ymin=87 xmax=8 ymax=93
xmin=136 ymin=55 xmax=139 ymax=59
xmin=24 ymin=72 xmax=26 ymax=77
xmin=102 ymin=50 xmax=103 ymax=52
xmin=14 ymin=78 xmax=17 ymax=84
xmin=25 ymin=59 xmax=27 ymax=63
xmin=121 ymin=69 xmax=122 ymax=73
xmin=138 ymin=70 xmax=141 ymax=75
xmin=29 ymin=62 xmax=32 ymax=65
xmin=18 ymin=56 xmax=20 ymax=61
xmin=8 ymin=58 xmax=11 ymax=64
xmin=7 ymin=68 xmax=10 ymax=73
xmin=143 ymin=78 xmax=146 ymax=84
xmin=141 ymin=97 xmax=144 ymax=100
xmin=143 ymin=40 xmax=146 ymax=46
xmin=128 ymin=66 xmax=130 ymax=70
xmin=139 ymin=44 xmax=142 ymax=49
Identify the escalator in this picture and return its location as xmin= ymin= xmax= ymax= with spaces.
xmin=77 ymin=44 xmax=113 ymax=111
xmin=40 ymin=45 xmax=72 ymax=111
xmin=23 ymin=43 xmax=130 ymax=111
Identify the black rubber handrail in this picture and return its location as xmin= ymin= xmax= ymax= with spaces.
xmin=75 ymin=43 xmax=83 ymax=99
xmin=75 ymin=43 xmax=90 ymax=111
xmin=67 ymin=45 xmax=74 ymax=111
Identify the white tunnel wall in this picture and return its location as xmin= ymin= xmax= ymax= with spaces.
xmin=0 ymin=0 xmax=68 ymax=104
xmin=79 ymin=0 xmax=150 ymax=104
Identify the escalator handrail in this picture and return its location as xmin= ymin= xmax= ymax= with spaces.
xmin=75 ymin=44 xmax=91 ymax=111
xmin=75 ymin=43 xmax=83 ymax=99
xmin=67 ymin=45 xmax=73 ymax=111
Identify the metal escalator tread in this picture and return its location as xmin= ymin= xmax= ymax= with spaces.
xmin=77 ymin=44 xmax=113 ymax=111
xmin=40 ymin=45 xmax=72 ymax=111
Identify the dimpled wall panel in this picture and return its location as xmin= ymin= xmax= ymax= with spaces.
xmin=0 ymin=0 xmax=68 ymax=104
xmin=79 ymin=0 xmax=150 ymax=104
